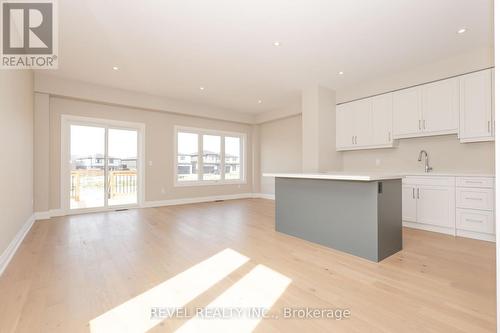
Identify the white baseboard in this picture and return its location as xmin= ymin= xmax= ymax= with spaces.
xmin=143 ymin=193 xmax=255 ymax=208
xmin=253 ymin=193 xmax=275 ymax=200
xmin=34 ymin=193 xmax=276 ymax=219
xmin=34 ymin=209 xmax=65 ymax=221
xmin=34 ymin=211 xmax=50 ymax=220
xmin=403 ymin=221 xmax=456 ymax=236
xmin=456 ymin=229 xmax=496 ymax=242
xmin=0 ymin=214 xmax=35 ymax=276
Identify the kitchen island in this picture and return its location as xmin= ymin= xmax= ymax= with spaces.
xmin=263 ymin=173 xmax=403 ymax=262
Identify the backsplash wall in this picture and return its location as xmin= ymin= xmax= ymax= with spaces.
xmin=342 ymin=134 xmax=494 ymax=174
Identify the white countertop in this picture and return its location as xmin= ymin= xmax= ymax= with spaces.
xmin=262 ymin=172 xmax=402 ymax=181
xmin=402 ymin=172 xmax=494 ymax=177
xmin=262 ymin=171 xmax=494 ymax=181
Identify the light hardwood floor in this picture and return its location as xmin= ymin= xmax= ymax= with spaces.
xmin=0 ymin=199 xmax=496 ymax=332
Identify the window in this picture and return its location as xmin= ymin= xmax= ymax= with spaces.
xmin=224 ymin=136 xmax=241 ymax=180
xmin=175 ymin=127 xmax=245 ymax=185
xmin=177 ymin=132 xmax=198 ymax=182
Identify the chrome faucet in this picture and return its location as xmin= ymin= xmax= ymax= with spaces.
xmin=418 ymin=150 xmax=433 ymax=173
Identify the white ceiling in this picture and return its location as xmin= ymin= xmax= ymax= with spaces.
xmin=45 ymin=0 xmax=493 ymax=114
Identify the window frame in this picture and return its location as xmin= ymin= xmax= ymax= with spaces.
xmin=174 ymin=126 xmax=246 ymax=187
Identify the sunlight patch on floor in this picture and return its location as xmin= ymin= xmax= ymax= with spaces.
xmin=175 ymin=264 xmax=292 ymax=333
xmin=89 ymin=248 xmax=249 ymax=333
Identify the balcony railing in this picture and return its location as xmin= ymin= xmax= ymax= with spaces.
xmin=70 ymin=169 xmax=137 ymax=202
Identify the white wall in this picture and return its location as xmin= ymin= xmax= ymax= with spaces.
xmin=0 ymin=71 xmax=34 ymax=255
xmin=33 ymin=96 xmax=255 ymax=212
xmin=260 ymin=115 xmax=303 ymax=194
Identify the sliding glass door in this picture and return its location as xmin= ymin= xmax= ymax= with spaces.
xmin=70 ymin=125 xmax=106 ymax=209
xmin=107 ymin=128 xmax=138 ymax=207
xmin=67 ymin=120 xmax=140 ymax=211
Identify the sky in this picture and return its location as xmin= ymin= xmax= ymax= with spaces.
xmin=178 ymin=132 xmax=240 ymax=157
xmin=71 ymin=126 xmax=239 ymax=159
xmin=71 ymin=125 xmax=137 ymax=158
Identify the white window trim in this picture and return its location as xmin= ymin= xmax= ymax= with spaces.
xmin=174 ymin=125 xmax=246 ymax=187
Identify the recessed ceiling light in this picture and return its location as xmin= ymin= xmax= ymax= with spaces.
xmin=257 ymin=100 xmax=263 ymax=104
xmin=112 ymin=66 xmax=119 ymax=71
xmin=338 ymin=71 xmax=344 ymax=75
xmin=199 ymin=86 xmax=205 ymax=91
xmin=457 ymin=28 xmax=467 ymax=34
xmin=273 ymin=41 xmax=281 ymax=46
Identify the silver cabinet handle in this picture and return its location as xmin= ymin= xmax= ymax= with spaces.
xmin=488 ymin=120 xmax=491 ymax=133
xmin=388 ymin=132 xmax=391 ymax=142
xmin=419 ymin=120 xmax=421 ymax=130
xmin=423 ymin=119 xmax=426 ymax=129
xmin=412 ymin=188 xmax=415 ymax=199
xmin=417 ymin=188 xmax=420 ymax=199
xmin=356 ymin=136 xmax=357 ymax=144
xmin=465 ymin=218 xmax=483 ymax=223
xmin=465 ymin=197 xmax=482 ymax=201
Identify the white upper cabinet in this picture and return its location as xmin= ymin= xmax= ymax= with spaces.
xmin=393 ymin=87 xmax=421 ymax=138
xmin=459 ymin=69 xmax=494 ymax=143
xmin=352 ymin=99 xmax=373 ymax=146
xmin=336 ymin=103 xmax=355 ymax=149
xmin=335 ymin=96 xmax=393 ymax=151
xmin=372 ymin=94 xmax=393 ymax=145
xmin=394 ymin=78 xmax=459 ymax=139
xmin=336 ymin=69 xmax=493 ymax=150
xmin=421 ymin=77 xmax=459 ymax=135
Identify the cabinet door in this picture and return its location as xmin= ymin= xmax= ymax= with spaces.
xmin=402 ymin=185 xmax=417 ymax=222
xmin=336 ymin=103 xmax=355 ymax=149
xmin=372 ymin=94 xmax=393 ymax=145
xmin=393 ymin=87 xmax=421 ymax=138
xmin=421 ymin=77 xmax=459 ymax=134
xmin=417 ymin=186 xmax=455 ymax=228
xmin=353 ymin=99 xmax=373 ymax=146
xmin=459 ymin=69 xmax=493 ymax=142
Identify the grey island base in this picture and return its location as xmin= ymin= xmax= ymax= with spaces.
xmin=265 ymin=173 xmax=403 ymax=262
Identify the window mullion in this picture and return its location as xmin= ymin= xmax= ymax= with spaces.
xmin=221 ymin=136 xmax=225 ymax=181
xmin=240 ymin=135 xmax=244 ymax=181
xmin=198 ymin=133 xmax=203 ymax=181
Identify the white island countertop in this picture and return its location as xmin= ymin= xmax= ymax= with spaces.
xmin=262 ymin=172 xmax=402 ymax=181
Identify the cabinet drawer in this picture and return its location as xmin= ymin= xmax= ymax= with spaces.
xmin=456 ymin=208 xmax=494 ymax=234
xmin=456 ymin=177 xmax=494 ymax=188
xmin=403 ymin=176 xmax=455 ymax=187
xmin=456 ymin=188 xmax=494 ymax=210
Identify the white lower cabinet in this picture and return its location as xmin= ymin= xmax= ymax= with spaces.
xmin=402 ymin=175 xmax=495 ymax=242
xmin=455 ymin=177 xmax=495 ymax=241
xmin=402 ymin=177 xmax=455 ymax=235
xmin=456 ymin=209 xmax=494 ymax=235
xmin=402 ymin=185 xmax=417 ymax=222
xmin=417 ymin=186 xmax=455 ymax=228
